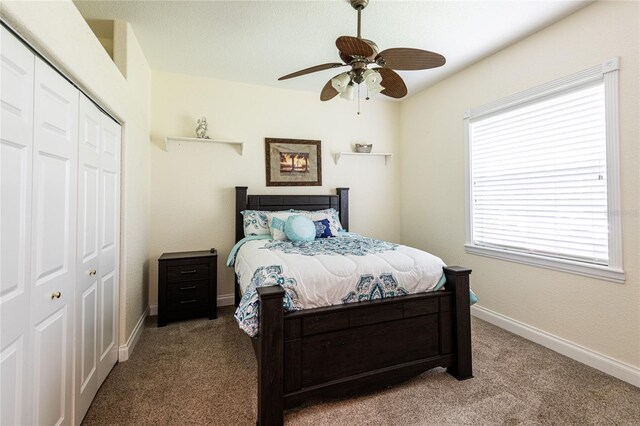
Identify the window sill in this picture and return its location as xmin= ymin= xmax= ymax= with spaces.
xmin=464 ymin=244 xmax=625 ymax=284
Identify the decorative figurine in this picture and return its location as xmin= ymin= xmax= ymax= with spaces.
xmin=195 ymin=116 xmax=210 ymax=139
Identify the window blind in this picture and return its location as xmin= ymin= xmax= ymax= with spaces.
xmin=469 ymin=81 xmax=608 ymax=265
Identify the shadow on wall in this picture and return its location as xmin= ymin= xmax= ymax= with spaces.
xmin=142 ymin=259 xmax=150 ymax=311
xmin=150 ymin=133 xmax=166 ymax=151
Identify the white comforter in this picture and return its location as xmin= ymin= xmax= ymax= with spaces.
xmin=231 ymin=234 xmax=447 ymax=337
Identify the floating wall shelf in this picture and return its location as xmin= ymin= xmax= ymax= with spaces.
xmin=165 ymin=136 xmax=244 ymax=154
xmin=334 ymin=152 xmax=393 ymax=166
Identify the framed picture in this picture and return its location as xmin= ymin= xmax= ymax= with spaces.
xmin=265 ymin=138 xmax=322 ymax=186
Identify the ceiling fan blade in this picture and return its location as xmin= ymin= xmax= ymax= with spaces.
xmin=336 ymin=36 xmax=374 ymax=58
xmin=377 ymin=68 xmax=408 ymax=99
xmin=320 ymin=75 xmax=342 ymax=101
xmin=377 ymin=48 xmax=446 ymax=70
xmin=278 ymin=63 xmax=345 ymax=81
xmin=339 ymin=51 xmax=353 ymax=64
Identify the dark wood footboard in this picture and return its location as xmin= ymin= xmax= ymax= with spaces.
xmin=253 ymin=266 xmax=473 ymax=426
xmin=444 ymin=266 xmax=473 ymax=380
xmin=255 ymin=286 xmax=286 ymax=425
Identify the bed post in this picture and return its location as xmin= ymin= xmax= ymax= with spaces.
xmin=256 ymin=286 xmax=285 ymax=426
xmin=235 ymin=186 xmax=248 ymax=243
xmin=443 ymin=266 xmax=473 ymax=380
xmin=336 ymin=187 xmax=349 ymax=232
xmin=235 ymin=187 xmax=248 ymax=307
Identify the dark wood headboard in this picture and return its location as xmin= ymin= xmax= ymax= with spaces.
xmin=235 ymin=186 xmax=349 ymax=242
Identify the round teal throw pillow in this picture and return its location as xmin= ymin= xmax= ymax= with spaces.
xmin=284 ymin=215 xmax=316 ymax=242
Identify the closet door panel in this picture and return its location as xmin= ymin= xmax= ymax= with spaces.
xmin=33 ymin=306 xmax=68 ymax=426
xmin=98 ymin=116 xmax=120 ymax=383
xmin=31 ymin=57 xmax=78 ymax=426
xmin=0 ymin=337 xmax=25 ymax=426
xmin=99 ymin=271 xmax=116 ymax=367
xmin=100 ymin=170 xmax=117 ymax=270
xmin=75 ymin=94 xmax=101 ymax=421
xmin=100 ymin=119 xmax=118 ymax=266
xmin=32 ymin=59 xmax=77 ymax=293
xmin=0 ymin=25 xmax=34 ymax=426
xmin=79 ymin=283 xmax=98 ymax=390
xmin=79 ymin=104 xmax=100 ymax=265
xmin=0 ymin=144 xmax=31 ymax=298
xmin=34 ymin=154 xmax=72 ymax=281
xmin=80 ymin=165 xmax=99 ymax=262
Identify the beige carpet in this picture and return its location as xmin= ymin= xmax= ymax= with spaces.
xmin=82 ymin=307 xmax=640 ymax=426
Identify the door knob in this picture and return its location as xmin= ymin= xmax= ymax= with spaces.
xmin=88 ymin=269 xmax=97 ymax=276
xmin=51 ymin=291 xmax=62 ymax=299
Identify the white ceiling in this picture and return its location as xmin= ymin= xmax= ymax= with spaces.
xmin=74 ymin=0 xmax=592 ymax=100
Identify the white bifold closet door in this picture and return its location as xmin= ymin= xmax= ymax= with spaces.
xmin=30 ymin=56 xmax=79 ymax=425
xmin=75 ymin=94 xmax=120 ymax=424
xmin=1 ymin=25 xmax=121 ymax=426
xmin=0 ymin=24 xmax=35 ymax=426
xmin=96 ymin=107 xmax=120 ymax=386
xmin=1 ymin=33 xmax=78 ymax=424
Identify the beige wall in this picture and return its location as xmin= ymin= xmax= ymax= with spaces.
xmin=116 ymin=21 xmax=152 ymax=342
xmin=149 ymin=70 xmax=401 ymax=307
xmin=1 ymin=1 xmax=151 ymax=344
xmin=399 ymin=0 xmax=639 ymax=367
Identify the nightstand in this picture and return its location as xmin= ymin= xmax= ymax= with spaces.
xmin=157 ymin=249 xmax=217 ymax=327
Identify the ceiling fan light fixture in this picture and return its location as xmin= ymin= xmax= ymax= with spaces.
xmin=340 ymin=83 xmax=355 ymax=101
xmin=367 ymin=82 xmax=384 ymax=97
xmin=363 ymin=69 xmax=383 ymax=97
xmin=363 ymin=68 xmax=380 ymax=85
xmin=331 ymin=73 xmax=351 ymax=92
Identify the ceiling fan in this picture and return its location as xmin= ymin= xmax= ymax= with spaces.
xmin=278 ymin=0 xmax=446 ymax=103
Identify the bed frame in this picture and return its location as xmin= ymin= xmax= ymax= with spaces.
xmin=234 ymin=186 xmax=472 ymax=425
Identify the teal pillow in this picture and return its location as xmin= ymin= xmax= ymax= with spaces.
xmin=469 ymin=289 xmax=478 ymax=305
xmin=284 ymin=215 xmax=316 ymax=242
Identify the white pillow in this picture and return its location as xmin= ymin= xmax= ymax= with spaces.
xmin=267 ymin=211 xmax=297 ymax=240
xmin=241 ymin=210 xmax=271 ymax=237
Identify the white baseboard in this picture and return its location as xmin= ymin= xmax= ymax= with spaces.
xmin=471 ymin=305 xmax=640 ymax=388
xmin=118 ymin=305 xmax=149 ymax=362
xmin=217 ymin=293 xmax=235 ymax=307
xmin=148 ymin=293 xmax=235 ymax=317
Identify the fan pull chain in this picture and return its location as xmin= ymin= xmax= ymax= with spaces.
xmin=357 ymin=84 xmax=361 ymax=115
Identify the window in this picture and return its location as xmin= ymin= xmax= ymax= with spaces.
xmin=464 ymin=58 xmax=624 ymax=283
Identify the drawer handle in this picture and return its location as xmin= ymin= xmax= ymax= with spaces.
xmin=179 ymin=285 xmax=197 ymax=291
xmin=180 ymin=299 xmax=196 ymax=304
xmin=180 ymin=269 xmax=197 ymax=274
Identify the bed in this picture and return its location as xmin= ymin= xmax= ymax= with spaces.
xmin=233 ymin=186 xmax=472 ymax=425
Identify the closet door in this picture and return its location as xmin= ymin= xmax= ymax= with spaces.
xmin=0 ymin=26 xmax=35 ymax=426
xmin=75 ymin=94 xmax=121 ymax=423
xmin=30 ymin=57 xmax=78 ymax=426
xmin=75 ymin=94 xmax=102 ymax=421
xmin=97 ymin=114 xmax=120 ymax=384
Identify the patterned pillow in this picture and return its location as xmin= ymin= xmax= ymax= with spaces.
xmin=314 ymin=219 xmax=335 ymax=238
xmin=241 ymin=210 xmax=271 ymax=236
xmin=299 ymin=208 xmax=344 ymax=235
xmin=267 ymin=211 xmax=297 ymax=240
xmin=285 ymin=215 xmax=316 ymax=242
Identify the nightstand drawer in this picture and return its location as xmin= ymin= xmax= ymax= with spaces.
xmin=167 ymin=263 xmax=210 ymax=283
xmin=167 ymin=293 xmax=209 ymax=313
xmin=167 ymin=280 xmax=209 ymax=299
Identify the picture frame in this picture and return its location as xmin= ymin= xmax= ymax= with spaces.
xmin=265 ymin=138 xmax=322 ymax=186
